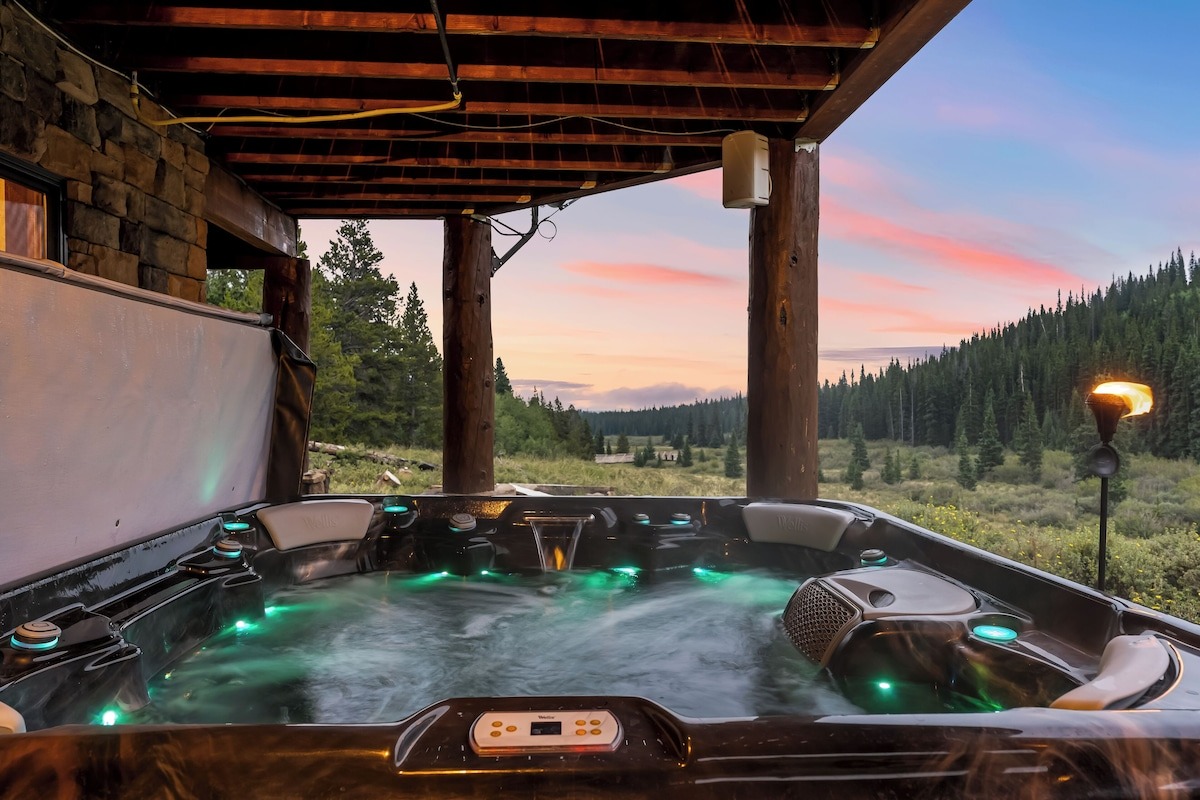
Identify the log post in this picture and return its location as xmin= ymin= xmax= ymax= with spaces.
xmin=442 ymin=216 xmax=495 ymax=493
xmin=746 ymin=139 xmax=819 ymax=499
xmin=261 ymin=256 xmax=311 ymax=353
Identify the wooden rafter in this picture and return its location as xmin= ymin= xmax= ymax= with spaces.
xmin=138 ymin=55 xmax=838 ymax=92
xmin=43 ymin=0 xmax=969 ymax=218
xmin=69 ymin=7 xmax=879 ymax=48
xmin=172 ymin=94 xmax=808 ymax=123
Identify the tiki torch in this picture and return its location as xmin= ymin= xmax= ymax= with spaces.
xmin=1084 ymin=381 xmax=1153 ymax=593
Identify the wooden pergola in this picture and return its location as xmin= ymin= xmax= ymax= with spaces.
xmin=42 ymin=0 xmax=970 ymax=497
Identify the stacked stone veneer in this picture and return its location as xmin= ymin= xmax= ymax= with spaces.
xmin=0 ymin=3 xmax=207 ymax=301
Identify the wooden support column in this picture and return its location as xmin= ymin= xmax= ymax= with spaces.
xmin=442 ymin=216 xmax=495 ymax=493
xmin=746 ymin=139 xmax=819 ymax=499
xmin=261 ymin=256 xmax=311 ymax=353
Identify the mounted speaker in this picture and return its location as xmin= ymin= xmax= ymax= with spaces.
xmin=722 ymin=131 xmax=770 ymax=208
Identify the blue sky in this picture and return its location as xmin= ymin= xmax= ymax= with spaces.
xmin=303 ymin=0 xmax=1200 ymax=410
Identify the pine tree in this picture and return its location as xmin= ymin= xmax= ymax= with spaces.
xmin=881 ymin=448 xmax=899 ymax=485
xmin=849 ymin=423 xmax=870 ymax=471
xmin=844 ymin=457 xmax=864 ymax=490
xmin=723 ymin=439 xmax=743 ymax=478
xmin=1017 ymin=397 xmax=1044 ymax=482
xmin=395 ymin=282 xmax=442 ymax=447
xmin=616 ymin=433 xmax=630 ymax=454
xmin=956 ymin=430 xmax=977 ymax=490
xmin=605 ymin=442 xmax=612 ymax=456
xmin=907 ymin=454 xmax=920 ymax=480
xmin=976 ymin=389 xmax=1004 ymax=476
xmin=641 ymin=438 xmax=656 ymax=468
xmin=494 ymin=358 xmax=513 ymax=395
xmin=679 ymin=440 xmax=693 ymax=467
xmin=594 ymin=431 xmax=605 ymax=454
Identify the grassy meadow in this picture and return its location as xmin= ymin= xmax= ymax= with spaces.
xmin=312 ymin=439 xmax=1200 ymax=623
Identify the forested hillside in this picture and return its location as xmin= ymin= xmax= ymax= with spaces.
xmin=587 ymin=249 xmax=1200 ymax=464
xmin=583 ymin=396 xmax=748 ymax=448
xmin=820 ymin=249 xmax=1200 ymax=460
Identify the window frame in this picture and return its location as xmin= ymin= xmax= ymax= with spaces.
xmin=0 ymin=153 xmax=65 ymax=263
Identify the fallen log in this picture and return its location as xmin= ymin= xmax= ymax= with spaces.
xmin=308 ymin=441 xmax=438 ymax=471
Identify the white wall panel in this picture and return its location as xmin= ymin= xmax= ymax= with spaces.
xmin=0 ymin=261 xmax=276 ymax=587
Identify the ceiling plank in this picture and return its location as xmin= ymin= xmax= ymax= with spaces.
xmin=210 ymin=126 xmax=724 ymax=147
xmin=224 ymin=152 xmax=679 ymax=173
xmin=238 ymin=173 xmax=589 ymax=188
xmin=172 ymin=95 xmax=807 ymax=122
xmin=72 ymin=7 xmax=878 ymax=48
xmin=139 ymin=55 xmax=837 ymax=91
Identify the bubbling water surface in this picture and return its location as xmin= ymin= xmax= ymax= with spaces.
xmin=130 ymin=570 xmax=859 ymax=724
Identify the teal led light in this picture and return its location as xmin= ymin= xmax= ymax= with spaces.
xmin=383 ymin=505 xmax=409 ymax=513
xmin=264 ymin=606 xmax=278 ymax=616
xmin=670 ymin=519 xmax=690 ymax=525
xmin=480 ymin=570 xmax=490 ymax=576
xmin=972 ymin=624 xmax=1019 ymax=642
xmin=222 ymin=521 xmax=251 ymax=532
xmin=692 ymin=567 xmax=708 ymax=575
xmin=439 ymin=571 xmax=450 ymax=577
xmin=876 ymin=681 xmax=893 ymax=691
xmin=234 ymin=620 xmax=250 ymax=631
xmin=613 ymin=566 xmax=640 ymax=576
xmin=101 ymin=710 xmax=119 ymax=726
xmin=10 ymin=635 xmax=58 ymax=651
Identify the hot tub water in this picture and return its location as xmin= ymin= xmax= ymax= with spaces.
xmin=127 ymin=570 xmax=861 ymax=724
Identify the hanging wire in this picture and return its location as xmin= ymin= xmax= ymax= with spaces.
xmin=129 ymin=0 xmax=462 ymax=127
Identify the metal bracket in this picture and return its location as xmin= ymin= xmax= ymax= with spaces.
xmin=490 ymin=206 xmax=539 ymax=276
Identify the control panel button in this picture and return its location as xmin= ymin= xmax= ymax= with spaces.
xmin=470 ymin=710 xmax=622 ymax=756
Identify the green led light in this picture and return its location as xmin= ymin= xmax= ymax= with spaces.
xmin=439 ymin=571 xmax=450 ymax=577
xmin=613 ymin=567 xmax=640 ymax=576
xmin=234 ymin=620 xmax=249 ymax=631
xmin=264 ymin=606 xmax=277 ymax=616
xmin=877 ymin=681 xmax=893 ymax=691
xmin=692 ymin=568 xmax=708 ymax=575
xmin=383 ymin=505 xmax=409 ymax=513
xmin=972 ymin=624 xmax=1019 ymax=642
xmin=222 ymin=521 xmax=251 ymax=532
xmin=101 ymin=710 xmax=119 ymax=726
xmin=163 ymin=672 xmax=172 ymax=680
xmin=480 ymin=570 xmax=490 ymax=576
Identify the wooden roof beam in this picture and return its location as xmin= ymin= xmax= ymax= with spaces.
xmin=210 ymin=126 xmax=724 ymax=147
xmin=138 ymin=56 xmax=838 ymax=91
xmin=223 ymin=152 xmax=684 ymax=173
xmin=238 ymin=174 xmax=588 ymax=188
xmin=173 ymin=95 xmax=808 ymax=123
xmin=71 ymin=8 xmax=879 ymax=48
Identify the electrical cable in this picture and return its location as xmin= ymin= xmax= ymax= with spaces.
xmin=126 ymin=0 xmax=462 ymax=127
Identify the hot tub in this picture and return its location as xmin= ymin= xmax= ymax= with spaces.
xmin=2 ymin=495 xmax=1199 ymax=798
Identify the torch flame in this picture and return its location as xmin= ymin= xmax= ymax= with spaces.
xmin=553 ymin=546 xmax=565 ymax=571
xmin=1091 ymin=382 xmax=1154 ymax=418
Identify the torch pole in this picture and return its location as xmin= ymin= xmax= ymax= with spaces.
xmin=1097 ymin=476 xmax=1109 ymax=593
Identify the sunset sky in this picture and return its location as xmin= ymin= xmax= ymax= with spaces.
xmin=302 ymin=0 xmax=1200 ymax=411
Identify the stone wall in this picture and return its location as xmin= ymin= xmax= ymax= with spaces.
xmin=0 ymin=3 xmax=207 ymax=301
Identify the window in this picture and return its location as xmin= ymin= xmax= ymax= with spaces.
xmin=0 ymin=155 xmax=62 ymax=262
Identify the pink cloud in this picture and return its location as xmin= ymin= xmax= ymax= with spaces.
xmin=822 ymin=199 xmax=1084 ymax=287
xmin=560 ymin=261 xmax=737 ymax=289
xmin=821 ymin=297 xmax=984 ymax=336
xmin=839 ymin=270 xmax=930 ymax=294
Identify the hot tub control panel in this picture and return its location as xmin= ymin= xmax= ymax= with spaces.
xmin=469 ymin=710 xmax=621 ymax=755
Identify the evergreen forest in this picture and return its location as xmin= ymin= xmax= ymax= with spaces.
xmin=584 ymin=249 xmax=1200 ymax=468
xmin=206 ymin=220 xmax=595 ymax=460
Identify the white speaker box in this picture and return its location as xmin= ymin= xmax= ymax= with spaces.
xmin=722 ymin=131 xmax=770 ymax=208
